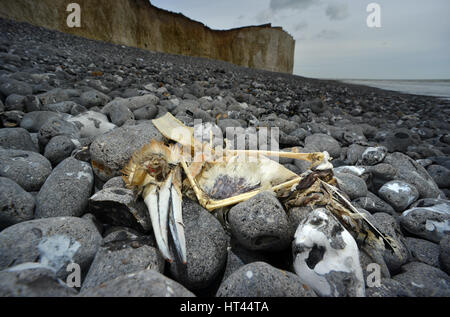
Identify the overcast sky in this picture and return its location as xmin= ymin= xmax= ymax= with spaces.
xmin=150 ymin=0 xmax=450 ymax=79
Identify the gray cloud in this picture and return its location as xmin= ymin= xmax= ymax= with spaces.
xmin=325 ymin=3 xmax=349 ymax=20
xmin=315 ymin=29 xmax=339 ymax=39
xmin=294 ymin=22 xmax=308 ymax=31
xmin=269 ymin=0 xmax=317 ymax=12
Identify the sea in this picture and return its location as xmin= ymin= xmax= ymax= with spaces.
xmin=339 ymin=79 xmax=450 ymax=101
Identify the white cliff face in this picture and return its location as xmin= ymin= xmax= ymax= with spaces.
xmin=293 ymin=208 xmax=365 ymax=297
xmin=0 ymin=0 xmax=295 ymax=73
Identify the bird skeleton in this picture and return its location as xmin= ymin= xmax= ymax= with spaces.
xmin=122 ymin=112 xmax=400 ymax=264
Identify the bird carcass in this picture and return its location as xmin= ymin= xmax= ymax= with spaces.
xmin=122 ymin=112 xmax=399 ymax=268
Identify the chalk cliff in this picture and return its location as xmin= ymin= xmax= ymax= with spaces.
xmin=0 ymin=0 xmax=295 ymax=73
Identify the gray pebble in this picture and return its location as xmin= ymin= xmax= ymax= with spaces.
xmin=67 ymin=110 xmax=116 ymax=138
xmin=335 ymin=172 xmax=368 ymax=200
xmin=88 ymin=187 xmax=152 ymax=232
xmin=0 ymin=148 xmax=52 ymax=191
xmin=0 ymin=217 xmax=102 ymax=278
xmin=169 ymin=199 xmax=229 ymax=290
xmin=399 ymin=201 xmax=450 ymax=243
xmin=439 ymin=235 xmax=450 ymax=275
xmin=384 ymin=152 xmax=441 ymax=198
xmin=133 ymin=104 xmax=158 ymax=120
xmin=361 ymin=146 xmax=387 ymax=166
xmin=38 ymin=117 xmax=80 ymax=149
xmin=102 ymin=176 xmax=125 ymax=189
xmin=427 ymin=164 xmax=450 ymax=188
xmin=79 ymin=269 xmax=195 ymax=297
xmin=89 ymin=121 xmax=163 ymax=181
xmin=101 ymin=101 xmax=134 ymax=126
xmin=345 ymin=143 xmax=366 ymax=165
xmin=372 ymin=212 xmax=410 ymax=273
xmin=81 ymin=244 xmax=164 ymax=291
xmin=36 ymin=88 xmax=70 ymax=106
xmin=79 ymin=89 xmax=111 ymax=108
xmin=365 ymin=278 xmax=415 ymax=297
xmin=0 ymin=177 xmax=35 ymax=230
xmin=405 ymin=237 xmax=440 ymax=268
xmin=4 ymin=94 xmax=25 ymax=111
xmin=228 ymin=191 xmax=291 ymax=251
xmin=304 ymin=133 xmax=341 ymax=158
xmin=35 ymin=157 xmax=93 ymax=218
xmin=216 ymin=262 xmax=316 ymax=297
xmin=352 ymin=191 xmax=396 ymax=215
xmin=0 ymin=79 xmax=32 ymax=97
xmin=20 ymin=111 xmax=62 ymax=133
xmin=44 ymin=135 xmax=77 ymax=166
xmin=392 ymin=262 xmax=450 ymax=297
xmin=0 ymin=264 xmax=77 ymax=297
xmin=0 ymin=127 xmax=38 ymax=152
xmin=378 ymin=180 xmax=419 ymax=212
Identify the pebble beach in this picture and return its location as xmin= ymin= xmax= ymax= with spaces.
xmin=0 ymin=18 xmax=449 ymax=297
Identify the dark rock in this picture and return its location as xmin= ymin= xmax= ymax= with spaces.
xmin=378 ymin=180 xmax=419 ymax=212
xmin=44 ymin=135 xmax=77 ymax=166
xmin=293 ymin=207 xmax=365 ymax=297
xmin=361 ymin=146 xmax=388 ymax=166
xmin=79 ymin=269 xmax=195 ymax=297
xmin=345 ymin=144 xmax=365 ymax=165
xmin=106 ymin=94 xmax=159 ymax=112
xmin=384 ymin=152 xmax=441 ymax=198
xmin=228 ymin=191 xmax=291 ymax=251
xmin=79 ymin=89 xmax=111 ymax=108
xmin=216 ymin=262 xmax=316 ymax=297
xmin=0 ymin=217 xmax=102 ymax=278
xmin=365 ymin=278 xmax=415 ymax=297
xmin=304 ymin=133 xmax=341 ymax=158
xmin=81 ymin=244 xmax=164 ymax=291
xmin=399 ymin=202 xmax=450 ymax=243
xmin=35 ymin=157 xmax=93 ymax=218
xmin=0 ymin=148 xmax=52 ymax=191
xmin=287 ymin=206 xmax=312 ymax=236
xmin=38 ymin=117 xmax=80 ymax=149
xmin=0 ymin=79 xmax=32 ymax=97
xmin=352 ymin=192 xmax=396 ymax=215
xmin=89 ymin=121 xmax=163 ymax=181
xmin=392 ymin=262 xmax=450 ymax=297
xmin=335 ymin=172 xmax=368 ymax=200
xmin=383 ymin=129 xmax=414 ymax=153
xmin=1 ymin=110 xmax=25 ymax=128
xmin=23 ymin=95 xmax=41 ymax=112
xmin=44 ymin=101 xmax=79 ymax=113
xmin=101 ymin=102 xmax=135 ymax=126
xmin=67 ymin=110 xmax=116 ymax=138
xmin=0 ymin=177 xmax=35 ymax=230
xmin=5 ymin=94 xmax=25 ymax=111
xmin=36 ymin=89 xmax=70 ymax=106
xmin=133 ymin=104 xmax=158 ymax=120
xmin=405 ymin=237 xmax=440 ymax=268
xmin=88 ymin=187 xmax=152 ymax=232
xmin=0 ymin=127 xmax=38 ymax=152
xmin=439 ymin=235 xmax=450 ymax=275
xmin=102 ymin=176 xmax=125 ymax=189
xmin=20 ymin=111 xmax=62 ymax=133
xmin=372 ymin=213 xmax=410 ymax=274
xmin=169 ymin=199 xmax=229 ymax=290
xmin=0 ymin=264 xmax=77 ymax=297
xmin=427 ymin=165 xmax=450 ymax=188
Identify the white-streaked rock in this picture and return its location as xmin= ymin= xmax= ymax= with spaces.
xmin=293 ymin=208 xmax=365 ymax=297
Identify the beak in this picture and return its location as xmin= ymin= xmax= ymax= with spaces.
xmin=142 ymin=171 xmax=187 ymax=264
